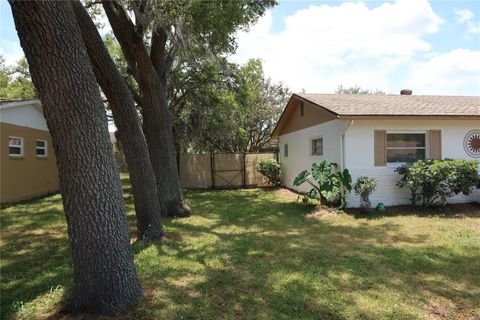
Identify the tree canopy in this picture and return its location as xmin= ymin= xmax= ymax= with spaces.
xmin=0 ymin=55 xmax=36 ymax=99
xmin=171 ymin=58 xmax=290 ymax=153
xmin=335 ymin=85 xmax=385 ymax=95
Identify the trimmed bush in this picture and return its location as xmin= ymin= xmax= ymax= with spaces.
xmin=395 ymin=159 xmax=479 ymax=206
xmin=256 ymin=158 xmax=281 ymax=187
xmin=353 ymin=176 xmax=377 ymax=209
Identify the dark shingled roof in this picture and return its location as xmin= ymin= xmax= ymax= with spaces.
xmin=296 ymin=93 xmax=480 ymax=117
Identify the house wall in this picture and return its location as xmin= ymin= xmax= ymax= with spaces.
xmin=1 ymin=122 xmax=59 ymax=204
xmin=279 ymin=119 xmax=349 ymax=192
xmin=1 ymin=104 xmax=48 ymax=131
xmin=344 ymin=119 xmax=480 ymax=207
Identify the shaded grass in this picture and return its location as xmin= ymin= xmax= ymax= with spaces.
xmin=1 ymin=177 xmax=479 ymax=319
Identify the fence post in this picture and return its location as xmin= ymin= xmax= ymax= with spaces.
xmin=210 ymin=151 xmax=215 ymax=189
xmin=242 ymin=153 xmax=247 ymax=188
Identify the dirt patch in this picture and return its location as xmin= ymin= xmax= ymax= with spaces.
xmin=306 ymin=206 xmax=340 ymax=220
xmin=425 ymin=296 xmax=477 ymax=320
xmin=276 ymin=188 xmax=301 ymax=200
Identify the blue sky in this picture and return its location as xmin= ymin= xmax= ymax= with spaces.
xmin=1 ymin=0 xmax=479 ymax=95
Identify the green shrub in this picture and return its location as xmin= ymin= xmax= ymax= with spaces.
xmin=255 ymin=158 xmax=281 ymax=187
xmin=395 ymin=159 xmax=479 ymax=206
xmin=353 ymin=176 xmax=377 ymax=209
xmin=293 ymin=160 xmax=352 ymax=208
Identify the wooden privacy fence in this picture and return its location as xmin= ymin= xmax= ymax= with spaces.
xmin=179 ymin=152 xmax=277 ymax=189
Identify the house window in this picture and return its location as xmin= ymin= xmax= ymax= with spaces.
xmin=311 ymin=137 xmax=323 ymax=156
xmin=284 ymin=144 xmax=288 ymax=158
xmin=36 ymin=139 xmax=48 ymax=157
xmin=300 ymin=102 xmax=304 ymax=117
xmin=386 ymin=133 xmax=426 ymax=163
xmin=9 ymin=136 xmax=24 ymax=157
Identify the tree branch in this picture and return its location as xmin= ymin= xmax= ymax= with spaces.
xmin=101 ymin=0 xmax=150 ymax=82
xmin=150 ymin=26 xmax=167 ymax=74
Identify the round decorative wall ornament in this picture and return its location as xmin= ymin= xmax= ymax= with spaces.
xmin=464 ymin=129 xmax=480 ymax=158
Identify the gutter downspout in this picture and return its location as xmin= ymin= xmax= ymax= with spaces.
xmin=340 ymin=119 xmax=353 ymax=170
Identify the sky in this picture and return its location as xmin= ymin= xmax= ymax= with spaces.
xmin=1 ymin=0 xmax=479 ymax=96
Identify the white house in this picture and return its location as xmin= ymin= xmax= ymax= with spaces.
xmin=271 ymin=92 xmax=480 ymax=207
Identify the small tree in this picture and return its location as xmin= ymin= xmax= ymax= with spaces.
xmin=353 ymin=177 xmax=378 ymax=209
xmin=256 ymin=158 xmax=281 ymax=187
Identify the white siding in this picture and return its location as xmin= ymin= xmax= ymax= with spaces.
xmin=344 ymin=119 xmax=480 ymax=207
xmin=0 ymin=104 xmax=48 ymax=131
xmin=279 ymin=118 xmax=480 ymax=207
xmin=279 ymin=119 xmax=349 ymax=193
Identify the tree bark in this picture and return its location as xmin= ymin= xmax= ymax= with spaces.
xmin=103 ymin=0 xmax=190 ymax=217
xmin=71 ymin=0 xmax=163 ymax=240
xmin=9 ymin=0 xmax=142 ymax=314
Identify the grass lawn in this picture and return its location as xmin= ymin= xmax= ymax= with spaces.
xmin=1 ymin=177 xmax=480 ymax=320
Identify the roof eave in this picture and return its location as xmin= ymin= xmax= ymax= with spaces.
xmin=0 ymin=99 xmax=41 ymax=110
xmin=339 ymin=114 xmax=480 ymax=119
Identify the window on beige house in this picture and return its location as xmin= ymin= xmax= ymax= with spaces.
xmin=9 ymin=136 xmax=24 ymax=157
xmin=36 ymin=139 xmax=48 ymax=157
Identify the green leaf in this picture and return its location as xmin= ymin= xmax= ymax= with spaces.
xmin=294 ymin=170 xmax=311 ymax=186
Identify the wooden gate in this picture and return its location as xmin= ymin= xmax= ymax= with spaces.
xmin=211 ymin=153 xmax=245 ymax=189
xmin=179 ymin=152 xmax=277 ymax=189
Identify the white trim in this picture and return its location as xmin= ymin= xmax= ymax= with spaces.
xmin=340 ymin=120 xmax=353 ymax=170
xmin=8 ymin=136 xmax=24 ymax=157
xmin=36 ymin=139 xmax=48 ymax=157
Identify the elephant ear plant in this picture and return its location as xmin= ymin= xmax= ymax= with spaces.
xmin=293 ymin=160 xmax=352 ymax=209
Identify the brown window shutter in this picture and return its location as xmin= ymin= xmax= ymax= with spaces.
xmin=429 ymin=130 xmax=442 ymax=160
xmin=374 ymin=130 xmax=387 ymax=166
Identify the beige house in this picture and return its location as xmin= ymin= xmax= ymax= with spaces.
xmin=1 ymin=99 xmax=59 ymax=204
xmin=272 ymin=92 xmax=480 ymax=207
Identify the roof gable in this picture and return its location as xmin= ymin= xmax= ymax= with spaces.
xmin=271 ymin=95 xmax=337 ymax=138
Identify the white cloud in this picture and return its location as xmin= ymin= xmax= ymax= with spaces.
xmin=454 ymin=8 xmax=480 ymax=36
xmin=231 ymin=0 xmax=480 ymax=95
xmin=0 ymin=39 xmax=23 ymax=66
xmin=407 ymin=49 xmax=480 ymax=95
xmin=455 ymin=9 xmax=474 ymax=23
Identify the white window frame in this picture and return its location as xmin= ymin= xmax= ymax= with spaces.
xmin=310 ymin=136 xmax=324 ymax=157
xmin=36 ymin=139 xmax=48 ymax=157
xmin=8 ymin=136 xmax=24 ymax=157
xmin=386 ymin=131 xmax=428 ymax=167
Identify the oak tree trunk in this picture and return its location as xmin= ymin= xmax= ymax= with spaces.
xmin=9 ymin=0 xmax=142 ymax=314
xmin=72 ymin=0 xmax=163 ymax=240
xmin=141 ymin=71 xmax=188 ymax=217
xmin=103 ymin=1 xmax=190 ymax=217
